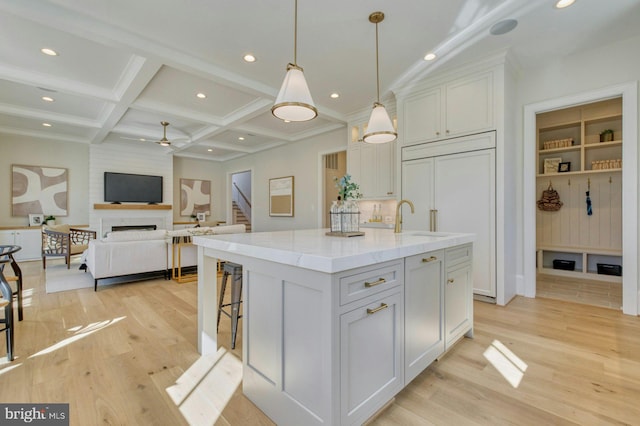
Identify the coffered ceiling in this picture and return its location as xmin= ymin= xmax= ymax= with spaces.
xmin=1 ymin=0 xmax=639 ymax=161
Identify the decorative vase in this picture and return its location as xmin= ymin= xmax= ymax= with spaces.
xmin=46 ymin=220 xmax=56 ymax=226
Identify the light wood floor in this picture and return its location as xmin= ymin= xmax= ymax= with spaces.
xmin=536 ymin=274 xmax=622 ymax=310
xmin=1 ymin=261 xmax=639 ymax=425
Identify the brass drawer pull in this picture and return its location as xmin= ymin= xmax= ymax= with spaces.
xmin=447 ymin=278 xmax=455 ymax=284
xmin=367 ymin=303 xmax=389 ymax=315
xmin=422 ymin=256 xmax=437 ymax=263
xmin=364 ymin=278 xmax=386 ymax=288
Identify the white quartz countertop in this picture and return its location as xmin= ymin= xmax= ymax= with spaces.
xmin=193 ymin=228 xmax=474 ymax=273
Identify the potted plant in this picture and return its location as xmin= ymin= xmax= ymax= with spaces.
xmin=45 ymin=215 xmax=56 ymax=226
xmin=600 ymin=129 xmax=614 ymax=142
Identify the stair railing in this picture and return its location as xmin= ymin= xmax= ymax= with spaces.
xmin=232 ymin=182 xmax=252 ymax=225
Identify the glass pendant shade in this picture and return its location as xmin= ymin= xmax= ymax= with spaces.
xmin=272 ymin=64 xmax=317 ymax=122
xmin=363 ymin=102 xmax=397 ymax=144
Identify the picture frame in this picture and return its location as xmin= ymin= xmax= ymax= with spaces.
xmin=558 ymin=162 xmax=571 ymax=173
xmin=543 ymin=157 xmax=562 ymax=174
xmin=12 ymin=164 xmax=68 ymax=216
xmin=196 ymin=212 xmax=206 ymax=222
xmin=28 ymin=213 xmax=44 ymax=227
xmin=269 ymin=176 xmax=294 ymax=217
xmin=180 ymin=178 xmax=211 ymax=217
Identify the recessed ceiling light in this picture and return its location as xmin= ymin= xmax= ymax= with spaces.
xmin=207 ymin=148 xmax=213 ymax=152
xmin=41 ymin=96 xmax=54 ymax=102
xmin=196 ymin=92 xmax=207 ymax=99
xmin=139 ymin=138 xmax=146 ymax=142
xmin=424 ymin=53 xmax=437 ymax=61
xmin=555 ymin=0 xmax=575 ymax=8
xmin=243 ymin=54 xmax=256 ymax=63
xmin=490 ymin=19 xmax=518 ymax=36
xmin=42 ymin=122 xmax=52 ymax=127
xmin=238 ymin=136 xmax=245 ymax=141
xmin=41 ymin=48 xmax=58 ymax=56
xmin=284 ymin=120 xmax=291 ymax=123
xmin=330 ymin=93 xmax=340 ymax=99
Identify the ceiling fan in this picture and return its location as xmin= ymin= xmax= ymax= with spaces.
xmin=157 ymin=121 xmax=171 ymax=146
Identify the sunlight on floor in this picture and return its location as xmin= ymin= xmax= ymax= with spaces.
xmin=0 ymin=362 xmax=22 ymax=376
xmin=28 ymin=316 xmax=126 ymax=358
xmin=483 ymin=339 xmax=528 ymax=388
xmin=166 ymin=347 xmax=242 ymax=426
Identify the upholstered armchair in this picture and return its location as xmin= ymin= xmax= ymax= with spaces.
xmin=42 ymin=224 xmax=96 ymax=269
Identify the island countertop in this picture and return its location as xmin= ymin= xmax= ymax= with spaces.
xmin=193 ymin=227 xmax=474 ymax=273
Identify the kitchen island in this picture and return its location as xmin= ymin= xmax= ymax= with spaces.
xmin=194 ymin=228 xmax=474 ymax=425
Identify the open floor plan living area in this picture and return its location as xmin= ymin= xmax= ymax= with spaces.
xmin=2 ymin=0 xmax=640 ymax=424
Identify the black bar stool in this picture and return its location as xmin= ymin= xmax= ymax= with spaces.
xmin=0 ymin=245 xmax=21 ymax=361
xmin=217 ymin=262 xmax=243 ymax=349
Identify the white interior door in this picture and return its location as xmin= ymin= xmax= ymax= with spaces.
xmin=434 ymin=149 xmax=496 ymax=297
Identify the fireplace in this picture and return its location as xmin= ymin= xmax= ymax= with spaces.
xmin=112 ymin=225 xmax=157 ymax=232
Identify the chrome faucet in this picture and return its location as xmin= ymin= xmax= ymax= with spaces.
xmin=394 ymin=199 xmax=415 ymax=233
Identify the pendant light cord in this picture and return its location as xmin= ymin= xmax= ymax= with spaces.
xmin=293 ymin=0 xmax=298 ymax=66
xmin=375 ymin=20 xmax=380 ymax=103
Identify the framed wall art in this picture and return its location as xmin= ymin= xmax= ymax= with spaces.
xmin=28 ymin=213 xmax=44 ymax=227
xmin=543 ymin=158 xmax=562 ymax=175
xmin=12 ymin=164 xmax=68 ymax=216
xmin=180 ymin=178 xmax=211 ymax=216
xmin=269 ymin=176 xmax=294 ymax=217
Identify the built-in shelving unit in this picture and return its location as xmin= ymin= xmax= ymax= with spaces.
xmin=536 ymin=98 xmax=622 ymax=282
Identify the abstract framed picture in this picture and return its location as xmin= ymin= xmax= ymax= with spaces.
xmin=12 ymin=164 xmax=68 ymax=216
xmin=269 ymin=176 xmax=294 ymax=217
xmin=180 ymin=178 xmax=211 ymax=216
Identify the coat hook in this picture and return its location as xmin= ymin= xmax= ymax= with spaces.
xmin=588 ymin=177 xmax=591 ymax=190
xmin=609 ymin=176 xmax=612 ymax=184
xmin=568 ymin=178 xmax=571 ymax=186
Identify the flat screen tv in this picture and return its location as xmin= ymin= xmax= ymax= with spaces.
xmin=104 ymin=172 xmax=163 ymax=204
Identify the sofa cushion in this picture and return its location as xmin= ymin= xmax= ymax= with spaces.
xmin=103 ymin=229 xmax=167 ymax=242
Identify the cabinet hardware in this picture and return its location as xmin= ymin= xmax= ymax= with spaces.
xmin=366 ymin=303 xmax=388 ymax=315
xmin=447 ymin=278 xmax=454 ymax=284
xmin=422 ymin=256 xmax=437 ymax=263
xmin=364 ymin=278 xmax=386 ymax=288
xmin=446 ymin=130 xmax=450 ymax=134
xmin=387 ymin=192 xmax=393 ymax=195
xmin=436 ymin=131 xmax=440 ymax=136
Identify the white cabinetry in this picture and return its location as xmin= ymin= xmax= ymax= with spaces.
xmin=0 ymin=229 xmax=41 ymax=261
xmin=404 ymin=250 xmax=444 ymax=383
xmin=445 ymin=245 xmax=473 ymax=347
xmin=402 ymin=71 xmax=493 ymax=145
xmin=340 ymin=289 xmax=403 ymax=425
xmin=402 ymin=132 xmax=496 ymax=297
xmin=347 ymin=123 xmax=396 ymax=199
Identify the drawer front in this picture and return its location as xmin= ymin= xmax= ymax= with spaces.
xmin=446 ymin=243 xmax=472 ymax=268
xmin=340 ymin=261 xmax=403 ymax=306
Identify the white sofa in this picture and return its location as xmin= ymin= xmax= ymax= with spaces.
xmin=86 ymin=225 xmax=246 ymax=291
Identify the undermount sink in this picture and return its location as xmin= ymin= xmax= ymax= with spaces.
xmin=403 ymin=231 xmax=452 ymax=238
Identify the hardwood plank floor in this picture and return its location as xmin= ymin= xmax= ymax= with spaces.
xmin=1 ymin=261 xmax=639 ymax=425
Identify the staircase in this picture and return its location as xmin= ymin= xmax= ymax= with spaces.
xmin=232 ymin=201 xmax=251 ymax=232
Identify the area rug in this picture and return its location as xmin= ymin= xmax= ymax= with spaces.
xmin=45 ymin=257 xmax=94 ymax=293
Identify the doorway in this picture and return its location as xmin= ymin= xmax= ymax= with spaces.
xmin=231 ymin=170 xmax=252 ymax=232
xmin=523 ymin=82 xmax=638 ymax=315
xmin=321 ymin=151 xmax=346 ymax=228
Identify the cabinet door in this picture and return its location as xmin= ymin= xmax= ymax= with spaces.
xmin=347 ymin=144 xmax=362 ymax=191
xmin=376 ymin=141 xmax=396 ymax=197
xmin=434 ymin=149 xmax=496 ymax=297
xmin=445 ymin=72 xmax=493 ymax=138
xmin=15 ymin=229 xmax=42 ymax=261
xmin=341 ymin=291 xmax=403 ymax=425
xmin=404 ymin=251 xmax=444 ymax=383
xmin=445 ymin=262 xmax=473 ymax=348
xmin=401 ymin=157 xmax=434 ymax=231
xmin=358 ymin=143 xmax=377 ymax=198
xmin=403 ymin=87 xmax=442 ymax=145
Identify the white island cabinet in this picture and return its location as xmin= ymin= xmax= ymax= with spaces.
xmin=194 ymin=228 xmax=474 ymax=426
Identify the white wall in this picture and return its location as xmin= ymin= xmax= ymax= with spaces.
xmin=515 ymin=34 xmax=640 ymax=307
xmin=173 ymin=156 xmax=226 ymax=222
xmin=223 ymin=128 xmax=346 ymax=232
xmin=0 ymin=135 xmax=89 ymax=227
xmin=89 ymin=144 xmax=173 ymax=235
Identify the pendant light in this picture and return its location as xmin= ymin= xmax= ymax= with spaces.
xmin=363 ymin=12 xmax=397 ymax=144
xmin=271 ymin=0 xmax=317 ymax=122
